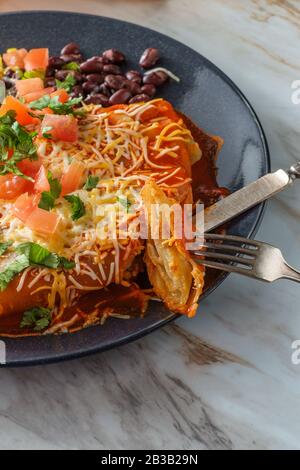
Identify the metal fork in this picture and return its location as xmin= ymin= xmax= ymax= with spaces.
xmin=193 ymin=233 xmax=300 ymax=283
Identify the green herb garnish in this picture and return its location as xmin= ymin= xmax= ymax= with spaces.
xmin=15 ymin=242 xmax=74 ymax=270
xmin=22 ymin=69 xmax=45 ymax=80
xmin=16 ymin=242 xmax=60 ymax=268
xmin=62 ymin=62 xmax=80 ymax=72
xmin=0 ymin=111 xmax=38 ymax=180
xmin=59 ymin=256 xmax=76 ymax=269
xmin=29 ymin=95 xmax=83 ymax=116
xmin=83 ymin=175 xmax=99 ymax=191
xmin=20 ymin=307 xmax=52 ymax=331
xmin=55 ymin=74 xmax=76 ymax=93
xmin=38 ymin=172 xmax=61 ymax=211
xmin=64 ymin=194 xmax=86 ymax=220
xmin=0 ymin=242 xmax=75 ymax=292
xmin=0 ymin=254 xmax=30 ymax=291
xmin=0 ymin=240 xmax=13 ymax=256
xmin=41 ymin=126 xmax=53 ymax=139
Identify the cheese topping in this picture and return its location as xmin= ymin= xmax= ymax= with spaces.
xmin=0 ymin=99 xmax=201 ymax=319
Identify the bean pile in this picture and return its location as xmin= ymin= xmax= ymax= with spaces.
xmin=48 ymin=43 xmax=169 ymax=106
xmin=3 ymin=43 xmax=172 ymax=107
xmin=3 ymin=44 xmax=171 ymax=106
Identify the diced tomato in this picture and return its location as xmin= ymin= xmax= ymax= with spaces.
xmin=34 ymin=165 xmax=50 ymax=193
xmin=3 ymin=48 xmax=27 ymax=68
xmin=41 ymin=114 xmax=78 ymax=143
xmin=0 ymin=175 xmax=33 ymax=200
xmin=12 ymin=193 xmax=59 ymax=235
xmin=11 ymin=193 xmax=39 ymax=222
xmin=15 ymin=78 xmax=44 ymax=97
xmin=18 ymin=48 xmax=28 ymax=59
xmin=23 ymin=87 xmax=55 ymax=103
xmin=61 ymin=160 xmax=85 ymax=196
xmin=24 ymin=48 xmax=49 ymax=72
xmin=0 ymin=96 xmax=35 ymax=126
xmin=17 ymin=158 xmax=42 ymax=180
xmin=51 ymin=89 xmax=69 ymax=103
xmin=26 ymin=207 xmax=60 ymax=235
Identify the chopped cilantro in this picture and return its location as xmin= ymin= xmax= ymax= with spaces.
xmin=20 ymin=307 xmax=52 ymax=331
xmin=56 ymin=73 xmax=76 ymax=92
xmin=0 ymin=240 xmax=13 ymax=256
xmin=0 ymin=254 xmax=30 ymax=291
xmin=59 ymin=257 xmax=76 ymax=269
xmin=64 ymin=194 xmax=86 ymax=220
xmin=22 ymin=70 xmax=45 ymax=80
xmin=0 ymin=111 xmax=38 ymax=180
xmin=41 ymin=126 xmax=53 ymax=139
xmin=29 ymin=94 xmax=83 ymax=116
xmin=62 ymin=62 xmax=80 ymax=71
xmin=83 ymin=175 xmax=99 ymax=191
xmin=38 ymin=172 xmax=61 ymax=211
xmin=16 ymin=242 xmax=75 ymax=270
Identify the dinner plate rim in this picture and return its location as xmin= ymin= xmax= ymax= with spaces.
xmin=0 ymin=10 xmax=271 ymax=367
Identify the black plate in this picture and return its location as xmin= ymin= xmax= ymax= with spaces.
xmin=0 ymin=11 xmax=270 ymax=366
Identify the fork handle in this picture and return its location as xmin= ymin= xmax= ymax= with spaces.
xmin=282 ymin=262 xmax=300 ymax=283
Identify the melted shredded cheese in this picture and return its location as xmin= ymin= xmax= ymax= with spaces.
xmin=0 ymin=99 xmax=200 ymax=327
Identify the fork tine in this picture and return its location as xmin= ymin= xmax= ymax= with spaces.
xmin=195 ymin=258 xmax=254 ymax=275
xmin=204 ymin=233 xmax=260 ymax=248
xmin=202 ymin=241 xmax=256 ymax=256
xmin=194 ymin=251 xmax=254 ymax=266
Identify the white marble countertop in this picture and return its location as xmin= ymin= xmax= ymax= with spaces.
xmin=0 ymin=0 xmax=299 ymax=450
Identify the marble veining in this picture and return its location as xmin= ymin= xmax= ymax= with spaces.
xmin=0 ymin=0 xmax=300 ymax=450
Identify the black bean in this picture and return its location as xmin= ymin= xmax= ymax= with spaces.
xmin=70 ymin=85 xmax=83 ymax=98
xmin=103 ymin=64 xmax=121 ymax=75
xmin=55 ymin=70 xmax=77 ymax=81
xmin=104 ymin=74 xmax=126 ymax=90
xmin=80 ymin=59 xmax=103 ymax=74
xmin=143 ymin=71 xmax=168 ymax=86
xmin=61 ymin=53 xmax=83 ymax=64
xmin=5 ymin=69 xmax=22 ymax=80
xmin=82 ymin=81 xmax=99 ymax=94
xmin=45 ymin=66 xmax=55 ymax=78
xmin=72 ymin=71 xmax=84 ymax=83
xmin=61 ymin=42 xmax=81 ymax=56
xmin=125 ymin=70 xmax=142 ymax=84
xmin=55 ymin=70 xmax=69 ymax=81
xmin=129 ymin=94 xmax=151 ymax=104
xmin=102 ymin=49 xmax=125 ymax=64
xmin=86 ymin=73 xmax=104 ymax=84
xmin=90 ymin=56 xmax=104 ymax=62
xmin=109 ymin=89 xmax=132 ymax=105
xmin=98 ymin=83 xmax=111 ymax=97
xmin=48 ymin=56 xmax=65 ymax=70
xmin=141 ymin=84 xmax=156 ymax=98
xmin=3 ymin=77 xmax=14 ymax=89
xmin=15 ymin=70 xmax=24 ymax=80
xmin=44 ymin=77 xmax=56 ymax=88
xmin=55 ymin=69 xmax=82 ymax=83
xmin=139 ymin=48 xmax=160 ymax=68
xmin=4 ymin=68 xmax=15 ymax=78
xmin=124 ymin=80 xmax=141 ymax=95
xmin=84 ymin=93 xmax=109 ymax=106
